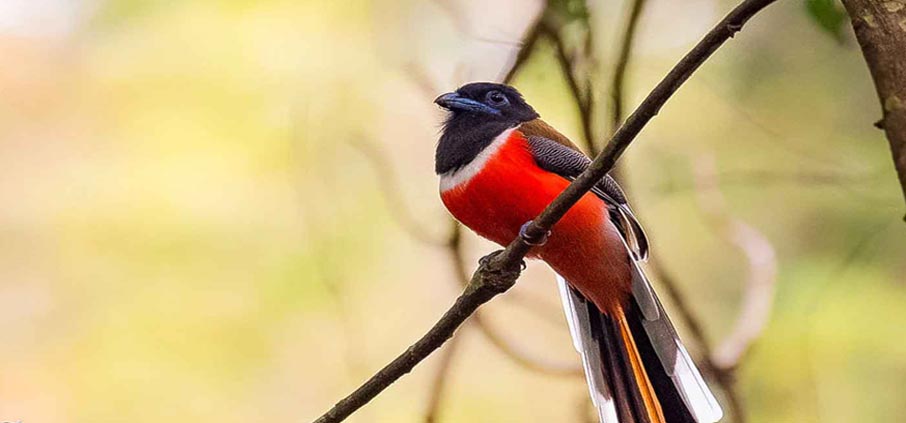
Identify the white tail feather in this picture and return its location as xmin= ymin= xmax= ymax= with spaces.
xmin=557 ymin=274 xmax=619 ymax=423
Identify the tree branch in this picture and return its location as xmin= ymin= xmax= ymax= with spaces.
xmin=840 ymin=0 xmax=906 ymax=218
xmin=313 ymin=0 xmax=779 ymax=420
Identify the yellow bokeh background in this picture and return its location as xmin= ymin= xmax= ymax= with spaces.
xmin=0 ymin=1 xmax=904 ymax=422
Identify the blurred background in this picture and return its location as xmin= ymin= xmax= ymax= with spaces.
xmin=1 ymin=0 xmax=904 ymax=422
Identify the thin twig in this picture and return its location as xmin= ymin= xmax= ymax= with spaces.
xmin=474 ymin=314 xmax=584 ymax=376
xmin=349 ymin=138 xmax=448 ymax=246
xmin=412 ymin=12 xmax=584 ymax=364
xmin=595 ymin=3 xmax=747 ymax=416
xmin=607 ymin=1 xmax=750 ymax=416
xmin=447 ymin=224 xmax=584 ymax=376
xmin=600 ymin=0 xmax=752 ymax=416
xmin=314 ymin=1 xmax=779 ymax=420
xmin=543 ymin=24 xmax=596 ymax=154
xmin=692 ymin=155 xmax=778 ymax=370
xmin=645 ymin=257 xmax=745 ymax=422
xmin=655 ymin=168 xmax=884 ymax=195
xmin=500 ymin=8 xmax=546 ymax=84
xmin=423 ymin=335 xmax=462 ymax=423
xmin=609 ymin=0 xmax=649 ymax=137
xmin=434 ymin=0 xmax=524 ymax=47
xmin=650 ymin=154 xmax=780 ymax=423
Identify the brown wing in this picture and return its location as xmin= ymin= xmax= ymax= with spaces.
xmin=519 ymin=119 xmax=648 ymax=261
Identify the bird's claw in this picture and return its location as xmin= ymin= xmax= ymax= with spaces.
xmin=519 ymin=221 xmax=550 ymax=246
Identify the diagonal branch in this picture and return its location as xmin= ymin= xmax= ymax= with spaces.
xmin=313 ymin=0 xmax=779 ymax=421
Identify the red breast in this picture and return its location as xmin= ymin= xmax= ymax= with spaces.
xmin=440 ymin=127 xmax=632 ymax=311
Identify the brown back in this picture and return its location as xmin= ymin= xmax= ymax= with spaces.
xmin=519 ymin=119 xmax=587 ymax=155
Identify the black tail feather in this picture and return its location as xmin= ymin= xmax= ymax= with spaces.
xmin=588 ymin=300 xmax=644 ymax=423
xmin=583 ymin=293 xmax=697 ymax=423
xmin=626 ymin=301 xmax=696 ymax=423
xmin=559 ymin=275 xmax=722 ymax=423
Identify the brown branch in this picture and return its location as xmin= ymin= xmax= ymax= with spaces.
xmin=840 ymin=0 xmax=906 ymax=218
xmin=313 ymin=249 xmax=522 ymax=423
xmin=313 ymin=0 xmax=779 ymax=420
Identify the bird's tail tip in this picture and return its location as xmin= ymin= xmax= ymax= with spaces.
xmin=558 ymin=274 xmax=723 ymax=423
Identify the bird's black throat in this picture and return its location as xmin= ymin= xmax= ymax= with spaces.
xmin=435 ymin=113 xmax=515 ymax=174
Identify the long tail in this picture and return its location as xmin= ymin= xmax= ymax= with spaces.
xmin=558 ymin=265 xmax=723 ymax=422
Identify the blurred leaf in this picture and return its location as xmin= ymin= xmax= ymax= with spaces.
xmin=805 ymin=0 xmax=848 ymax=42
xmin=89 ymin=0 xmax=159 ymax=28
xmin=548 ymin=0 xmax=590 ymax=25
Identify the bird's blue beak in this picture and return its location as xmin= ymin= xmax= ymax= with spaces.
xmin=434 ymin=92 xmax=501 ymax=115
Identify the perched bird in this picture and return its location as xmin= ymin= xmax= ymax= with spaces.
xmin=434 ymin=82 xmax=723 ymax=423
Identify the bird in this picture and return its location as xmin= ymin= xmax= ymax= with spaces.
xmin=433 ymin=82 xmax=723 ymax=423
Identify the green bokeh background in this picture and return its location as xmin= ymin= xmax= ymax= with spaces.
xmin=0 ymin=0 xmax=903 ymax=422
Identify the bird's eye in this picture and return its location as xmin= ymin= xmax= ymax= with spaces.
xmin=486 ymin=90 xmax=509 ymax=107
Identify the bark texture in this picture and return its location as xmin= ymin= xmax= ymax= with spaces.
xmin=841 ymin=0 xmax=906 ymax=215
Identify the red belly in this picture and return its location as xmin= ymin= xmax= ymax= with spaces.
xmin=440 ymin=131 xmax=632 ymax=311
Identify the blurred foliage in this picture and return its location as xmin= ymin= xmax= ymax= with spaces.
xmin=548 ymin=0 xmax=591 ymax=24
xmin=805 ymin=0 xmax=848 ymax=42
xmin=0 ymin=0 xmax=903 ymax=422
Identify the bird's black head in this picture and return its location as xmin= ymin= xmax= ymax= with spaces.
xmin=434 ymin=82 xmax=539 ymax=174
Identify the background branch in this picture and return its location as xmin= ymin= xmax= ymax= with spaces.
xmin=542 ymin=22 xmax=596 ymax=154
xmin=349 ymin=138 xmax=448 ymax=246
xmin=423 ymin=335 xmax=462 ymax=423
xmin=609 ymin=0 xmax=649 ymax=138
xmin=692 ymin=155 xmax=778 ymax=370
